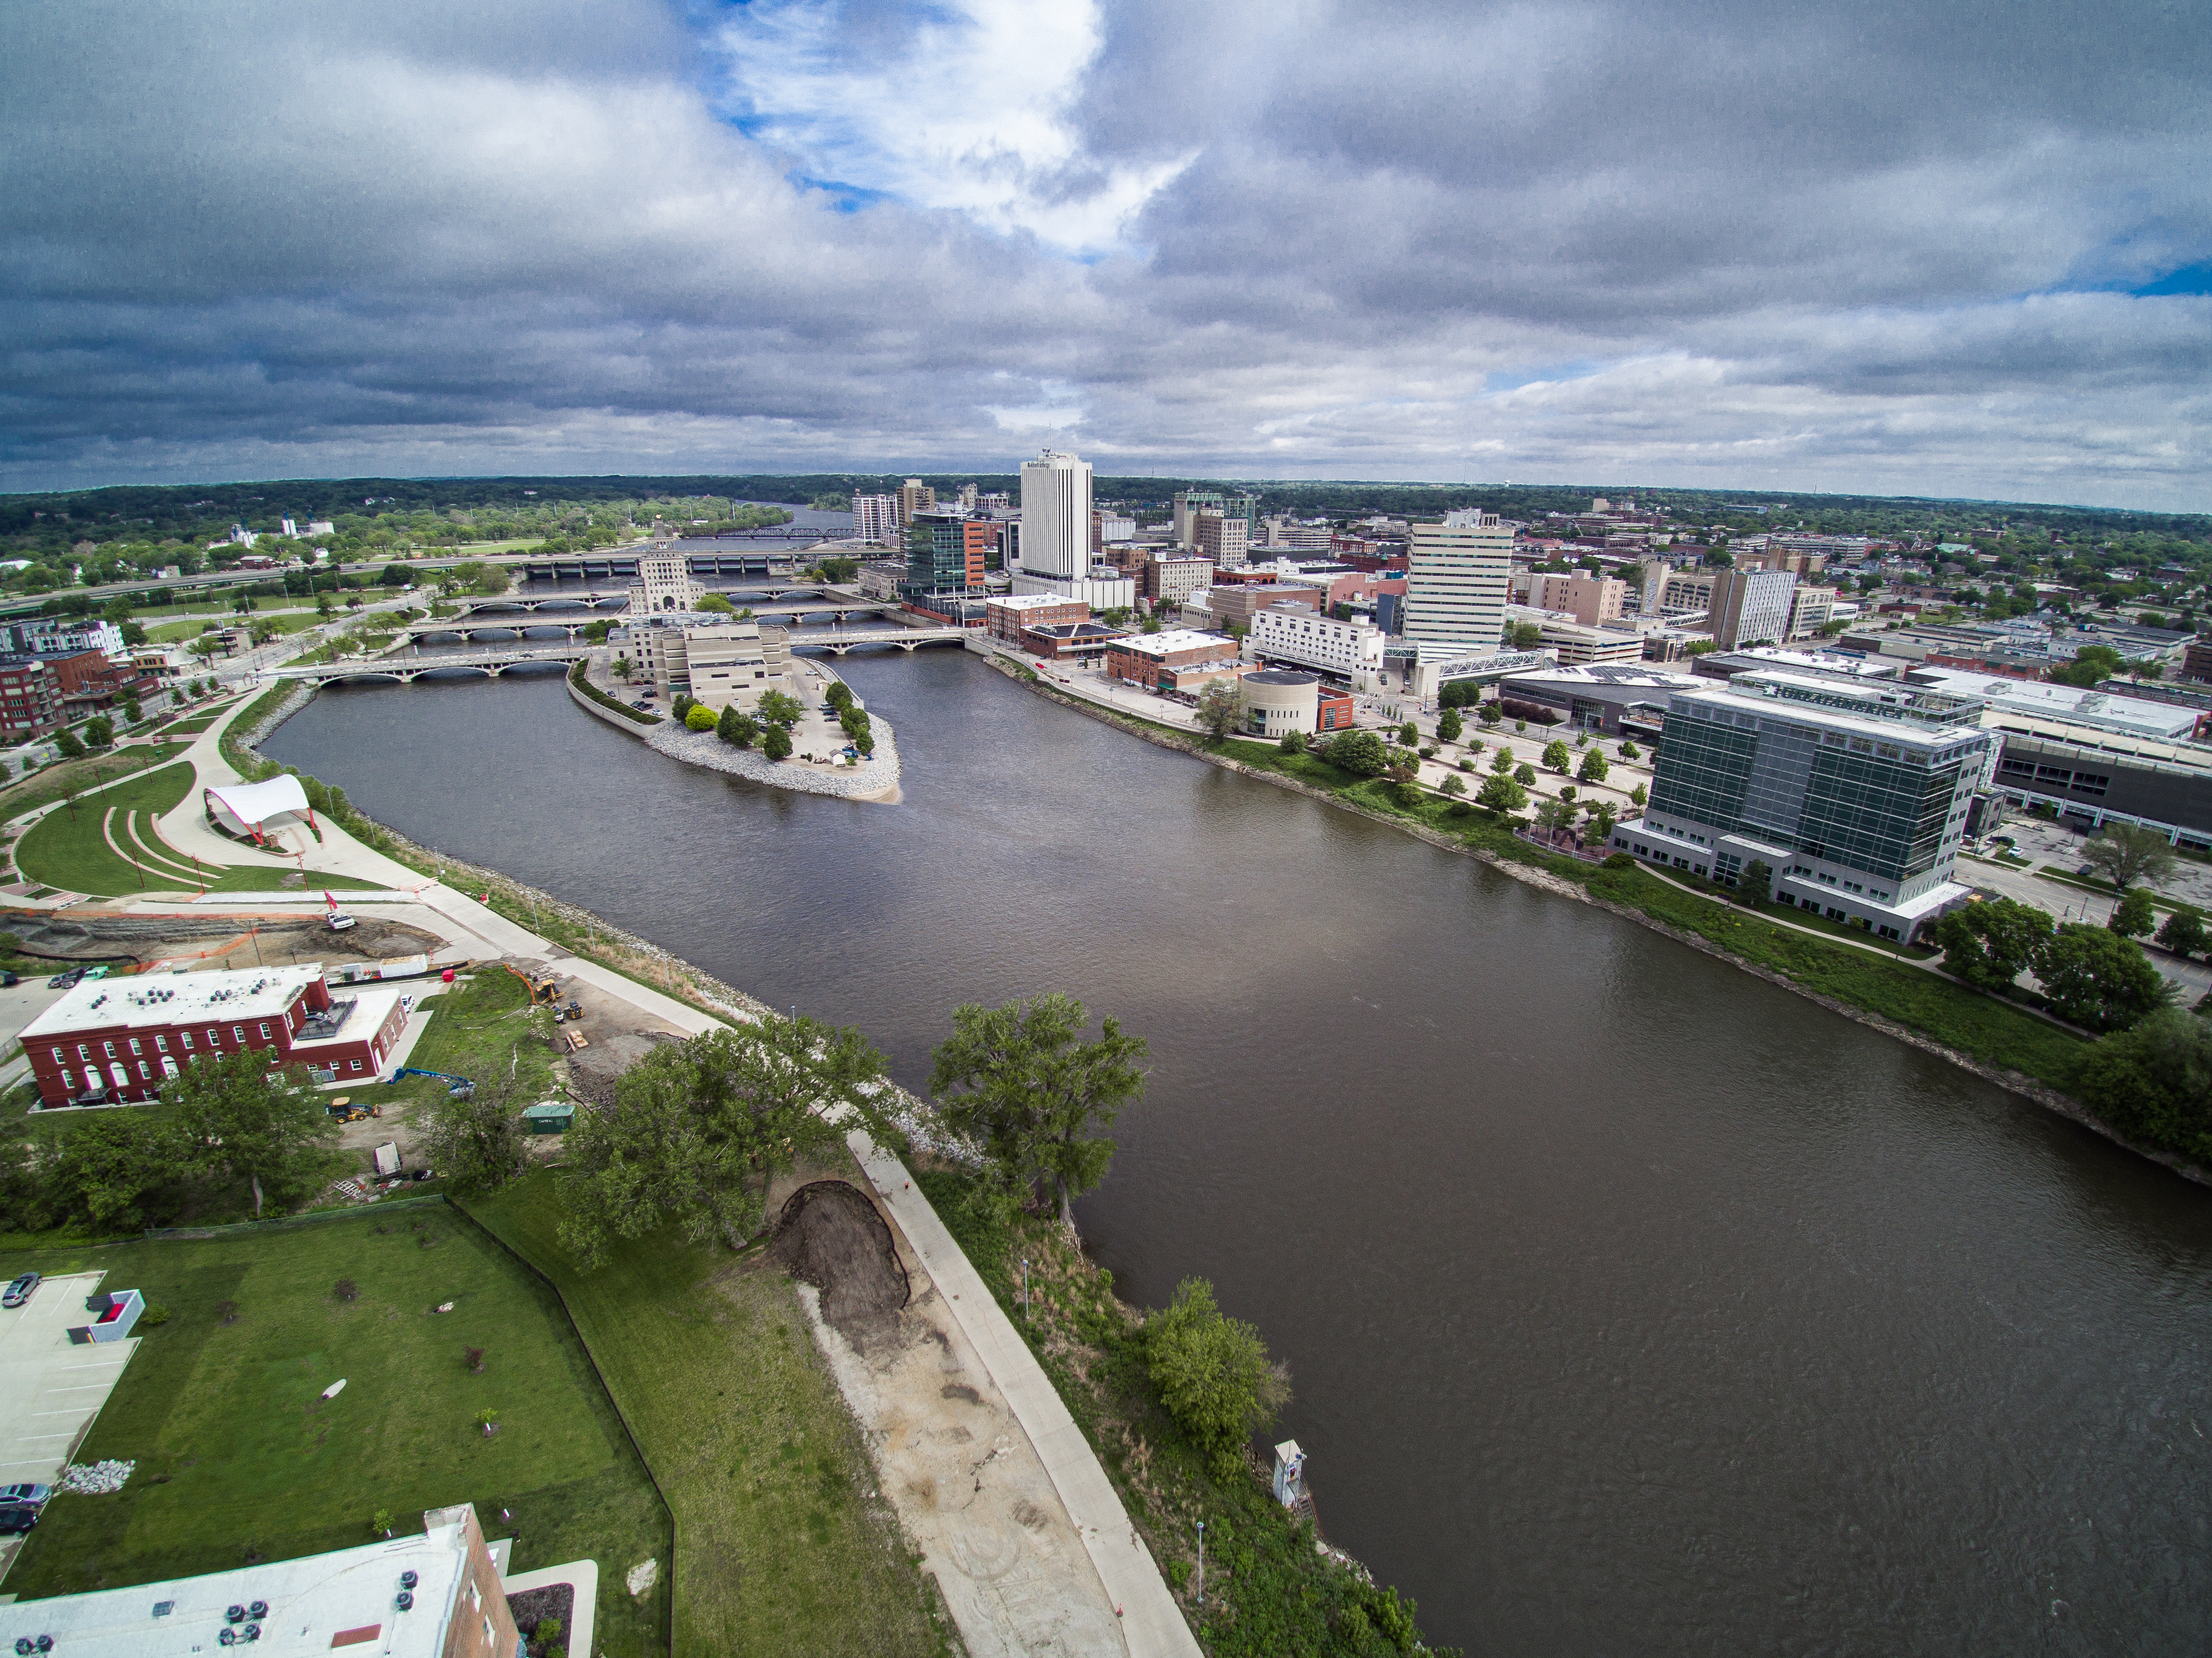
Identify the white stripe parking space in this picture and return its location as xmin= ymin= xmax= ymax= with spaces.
xmin=0 ymin=1272 xmax=142 ymax=1492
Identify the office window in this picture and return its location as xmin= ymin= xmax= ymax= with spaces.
xmin=233 ymin=1026 xmax=246 ymax=1045
xmin=207 ymin=1027 xmax=222 ymax=1046
xmin=103 ymin=1041 xmax=117 ymax=1059
xmin=129 ymin=1038 xmax=142 ymax=1056
xmin=180 ymin=1031 xmax=193 ymax=1051
xmin=155 ymin=1034 xmax=168 ymax=1052
xmin=258 ymin=1022 xmax=272 ymax=1040
xmin=58 ymin=1069 xmax=73 ymax=1092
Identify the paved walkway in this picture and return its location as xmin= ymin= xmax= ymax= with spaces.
xmin=847 ymin=1133 xmax=1203 ymax=1658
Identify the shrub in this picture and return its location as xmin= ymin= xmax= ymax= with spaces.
xmin=139 ymin=1304 xmax=170 ymax=1327
xmin=1440 ymin=774 xmax=1466 ymax=796
xmin=1324 ymin=729 xmax=1387 ymax=777
xmin=1604 ymin=851 xmax=1634 ymax=868
xmin=684 ymin=703 xmax=718 ymax=731
xmin=1458 ymin=756 xmax=1477 ymax=772
xmin=1145 ymin=1278 xmax=1289 ymax=1479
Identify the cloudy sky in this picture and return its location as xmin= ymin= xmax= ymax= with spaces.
xmin=4 ymin=0 xmax=2208 ymax=507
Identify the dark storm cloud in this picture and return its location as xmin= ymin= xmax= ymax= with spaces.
xmin=1 ymin=0 xmax=2206 ymax=505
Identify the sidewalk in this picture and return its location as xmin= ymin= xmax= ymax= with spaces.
xmin=848 ymin=1131 xmax=1203 ymax=1658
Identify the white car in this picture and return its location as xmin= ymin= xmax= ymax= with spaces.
xmin=326 ymin=913 xmax=359 ymax=933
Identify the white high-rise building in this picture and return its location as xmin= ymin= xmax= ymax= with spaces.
xmin=851 ymin=493 xmax=898 ymax=546
xmin=1403 ymin=513 xmax=1512 ymax=651
xmin=1019 ymin=449 xmax=1092 ymax=581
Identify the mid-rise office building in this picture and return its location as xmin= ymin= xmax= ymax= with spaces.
xmin=852 ymin=493 xmax=899 ymax=546
xmin=1174 ymin=490 xmax=1259 ymax=551
xmin=1525 ymin=571 xmax=1627 ymax=626
xmin=1402 ymin=513 xmax=1512 ymax=652
xmin=1019 ymin=450 xmax=1092 ymax=581
xmin=638 ymin=619 xmax=792 ymax=710
xmin=1192 ymin=511 xmax=1250 ymax=570
xmin=1616 ymin=669 xmax=1992 ymax=940
xmin=626 ymin=555 xmax=702 ymax=616
xmin=1705 ymin=568 xmax=1798 ymax=649
xmin=986 ymin=592 xmax=1089 ymax=643
xmin=896 ymin=479 xmax=936 ymax=528
xmin=1143 ymin=555 xmax=1215 ymax=608
xmin=0 ymin=657 xmax=63 ymax=739
xmin=1245 ymin=606 xmax=1386 ymax=685
xmin=1105 ymin=628 xmax=1245 ymax=692
xmin=1788 ymin=584 xmax=1838 ymax=639
xmin=904 ymin=511 xmax=991 ymax=606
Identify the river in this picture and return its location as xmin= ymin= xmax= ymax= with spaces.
xmin=266 ymin=648 xmax=2212 ymax=1656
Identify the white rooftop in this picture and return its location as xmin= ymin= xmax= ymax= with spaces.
xmin=0 ymin=1515 xmax=469 ymax=1657
xmin=987 ymin=592 xmax=1084 ymax=611
xmin=22 ymin=964 xmax=325 ymax=1041
xmin=1118 ymin=628 xmax=1238 ymax=658
xmin=1908 ymin=667 xmax=2199 ymax=741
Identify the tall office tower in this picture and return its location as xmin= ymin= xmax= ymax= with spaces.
xmin=903 ymin=510 xmax=991 ymax=605
xmin=1174 ymin=490 xmax=1258 ymax=550
xmin=896 ymin=479 xmax=936 ymax=528
xmin=1706 ymin=568 xmax=1799 ymax=649
xmin=851 ymin=493 xmax=898 ymax=546
xmin=1192 ymin=510 xmax=1249 ymax=570
xmin=957 ymin=483 xmax=979 ymax=510
xmin=1019 ymin=449 xmax=1092 ymax=581
xmin=1402 ymin=513 xmax=1512 ymax=651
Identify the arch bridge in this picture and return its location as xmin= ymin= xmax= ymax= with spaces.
xmin=278 ymin=644 xmax=591 ymax=685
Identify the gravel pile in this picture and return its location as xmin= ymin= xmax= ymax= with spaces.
xmin=58 ymin=1460 xmax=135 ymax=1495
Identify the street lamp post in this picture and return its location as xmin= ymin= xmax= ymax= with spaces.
xmin=1195 ymin=1519 xmax=1205 ymax=1606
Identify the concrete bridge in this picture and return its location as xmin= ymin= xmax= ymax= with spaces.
xmin=784 ymin=626 xmax=968 ymax=656
xmin=518 ymin=544 xmax=834 ymax=582
xmin=278 ymin=644 xmax=591 ymax=685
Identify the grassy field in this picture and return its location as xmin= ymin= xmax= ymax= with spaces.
xmin=154 ymin=702 xmax=237 ymax=736
xmin=465 ymin=1171 xmax=957 ymax=1658
xmin=0 ymin=1207 xmax=673 ymax=1655
xmin=0 ymin=744 xmax=194 ymax=826
xmin=378 ymin=969 xmax=560 ymax=1120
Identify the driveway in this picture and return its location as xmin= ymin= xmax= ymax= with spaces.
xmin=0 ymin=1271 xmax=141 ymax=1580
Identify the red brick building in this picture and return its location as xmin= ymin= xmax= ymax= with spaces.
xmin=1317 ymin=688 xmax=1355 ymax=731
xmin=0 ymin=657 xmax=62 ymax=740
xmin=21 ymin=963 xmax=413 ymax=1105
xmin=1105 ymin=628 xmax=1243 ymax=690
xmin=986 ymin=593 xmax=1088 ymax=643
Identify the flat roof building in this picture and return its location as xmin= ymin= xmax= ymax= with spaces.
xmin=1404 ymin=513 xmax=1511 ymax=653
xmin=1617 ymin=670 xmax=1994 ymax=941
xmin=1245 ymin=606 xmax=1386 ymax=685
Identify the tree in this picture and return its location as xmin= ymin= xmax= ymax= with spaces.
xmin=1195 ymin=679 xmax=1242 ymax=741
xmin=1478 ymin=772 xmax=1527 ymax=813
xmin=716 ymin=705 xmax=760 ymax=748
xmin=2082 ymin=824 xmax=2178 ymax=892
xmin=1588 ymin=801 xmax=1619 ymax=842
xmin=1440 ymin=774 xmax=1466 ymax=796
xmin=560 ymin=1018 xmax=895 ymax=1265
xmin=1397 ymin=721 xmax=1419 ymax=746
xmin=1513 ymin=763 xmax=1537 ymax=786
xmin=1383 ymin=751 xmax=1421 ymax=803
xmin=1327 ymin=728 xmax=1388 ymax=776
xmin=2071 ymin=1010 xmax=2212 ymax=1163
xmin=1277 ymin=728 xmax=1307 ymax=755
xmin=1738 ymin=858 xmax=1773 ymax=904
xmin=684 ymin=703 xmax=718 ymax=732
xmin=233 ymin=593 xmax=257 ymax=616
xmin=761 ymin=724 xmax=793 ymax=761
xmin=1619 ymin=740 xmax=1641 ymax=760
xmin=32 ymin=1112 xmax=182 ymax=1230
xmin=1489 ymin=746 xmax=1514 ymax=775
xmin=757 ymin=689 xmax=804 ymax=727
xmin=696 ymin=592 xmax=735 ymax=615
xmin=2156 ymin=903 xmax=2207 ymax=959
xmin=1436 ymin=708 xmax=1463 ymax=742
xmin=120 ymin=695 xmax=141 ymax=726
xmin=928 ymin=993 xmax=1147 ymax=1231
xmin=2109 ymin=886 xmax=2158 ymax=939
xmin=1507 ymin=621 xmax=1545 ymax=649
xmin=54 ymin=729 xmax=85 ymax=759
xmin=419 ymin=1080 xmax=529 ymax=1198
xmin=171 ymin=1049 xmax=337 ymax=1218
xmin=2050 ymin=645 xmax=2124 ymax=688
xmin=823 ymin=680 xmax=855 ymax=713
xmin=83 ymin=716 xmax=114 ymax=748
xmin=1542 ymin=738 xmax=1571 ymax=774
xmin=1477 ymin=701 xmax=1503 ymax=726
xmin=612 ymin=655 xmax=634 ymax=682
xmin=2035 ymin=924 xmax=2174 ymax=1032
xmin=1532 ymin=797 xmax=1570 ymax=843
xmin=1630 ymin=784 xmax=1648 ymax=807
xmin=1145 ymin=1278 xmax=1290 ymax=1478
xmin=1578 ymin=748 xmax=1610 ymax=785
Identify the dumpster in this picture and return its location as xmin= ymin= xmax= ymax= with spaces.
xmin=522 ymin=1102 xmax=575 ymax=1135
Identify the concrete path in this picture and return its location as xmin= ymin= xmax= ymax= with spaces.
xmin=847 ymin=1133 xmax=1203 ymax=1658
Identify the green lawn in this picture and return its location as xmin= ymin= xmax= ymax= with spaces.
xmin=0 ymin=745 xmax=194 ymax=826
xmin=155 ymin=703 xmax=237 ymax=736
xmin=464 ymin=1172 xmax=956 ymax=1658
xmin=377 ymin=970 xmax=559 ymax=1120
xmin=12 ymin=760 xmax=383 ymax=895
xmin=0 ymin=1209 xmax=672 ymax=1656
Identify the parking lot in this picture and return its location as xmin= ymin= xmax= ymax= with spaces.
xmin=0 ymin=1272 xmax=140 ymax=1576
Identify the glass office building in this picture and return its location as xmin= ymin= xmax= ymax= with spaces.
xmin=1613 ymin=669 xmax=1993 ymax=940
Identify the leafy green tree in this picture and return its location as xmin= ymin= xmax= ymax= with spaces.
xmin=1478 ymin=772 xmax=1527 ymax=813
xmin=1277 ymin=729 xmax=1307 ymax=755
xmin=928 ymin=993 xmax=1147 ymax=1231
xmin=1477 ymin=701 xmax=1503 ymax=726
xmin=2036 ymin=924 xmax=2174 ymax=1032
xmin=2082 ymin=824 xmax=2178 ymax=891
xmin=2109 ymin=886 xmax=2157 ymax=939
xmin=560 ymin=1019 xmax=895 ymax=1263
xmin=120 ymin=695 xmax=141 ymax=726
xmin=1440 ymin=774 xmax=1466 ymax=796
xmin=2156 ymin=903 xmax=2207 ymax=959
xmin=1489 ymin=746 xmax=1514 ymax=775
xmin=2050 ymin=644 xmax=2123 ymax=688
xmin=1145 ymin=1278 xmax=1290 ymax=1478
xmin=1507 ymin=620 xmax=1545 ymax=649
xmin=418 ymin=1078 xmax=529 ymax=1198
xmin=757 ymin=689 xmax=804 ymax=727
xmin=1542 ymin=738 xmax=1571 ymax=773
xmin=1327 ymin=728 xmax=1388 ymax=776
xmin=1588 ymin=801 xmax=1619 ymax=842
xmin=1397 ymin=721 xmax=1419 ymax=746
xmin=1436 ymin=708 xmax=1463 ymax=742
xmin=1533 ymin=797 xmax=1570 ymax=842
xmin=1513 ymin=763 xmax=1537 ymax=786
xmin=716 ymin=705 xmax=760 ymax=748
xmin=1578 ymin=748 xmax=1610 ymax=784
xmin=172 ymin=1049 xmax=337 ymax=1217
xmin=695 ymin=592 xmax=735 ymax=615
xmin=1630 ymin=784 xmax=1648 ymax=807
xmin=611 ymin=655 xmax=633 ymax=682
xmin=823 ymin=680 xmax=854 ymax=713
xmin=1195 ymin=679 xmax=1243 ymax=741
xmin=1738 ymin=858 xmax=1773 ymax=903
xmin=684 ymin=703 xmax=718 ymax=731
xmin=32 ymin=1112 xmax=183 ymax=1230
xmin=2071 ymin=1010 xmax=2212 ymax=1163
xmin=1619 ymin=740 xmax=1641 ymax=760
xmin=84 ymin=717 xmax=114 ymax=748
xmin=1930 ymin=900 xmax=2055 ymax=990
xmin=761 ymin=724 xmax=793 ymax=761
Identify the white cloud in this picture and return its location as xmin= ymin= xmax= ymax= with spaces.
xmin=709 ymin=0 xmax=1194 ymax=253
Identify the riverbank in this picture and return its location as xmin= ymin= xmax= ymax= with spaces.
xmin=981 ymin=654 xmax=2209 ymax=1191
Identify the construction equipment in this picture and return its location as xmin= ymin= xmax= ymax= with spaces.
xmin=325 ymin=1097 xmax=382 ymax=1123
xmin=559 ymin=999 xmax=582 ymax=1022
xmin=501 ymin=963 xmax=560 ymax=1005
xmin=387 ymin=1067 xmax=474 ymax=1099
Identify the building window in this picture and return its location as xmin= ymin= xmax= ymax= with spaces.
xmin=258 ymin=1022 xmax=271 ymax=1040
xmin=77 ymin=1043 xmax=90 ymax=1061
xmin=207 ymin=1027 xmax=221 ymax=1046
xmin=350 ymin=1059 xmax=363 ymax=1072
xmin=138 ymin=1061 xmax=151 ymax=1081
xmin=129 ymin=1038 xmax=143 ymax=1056
xmin=103 ymin=1041 xmax=117 ymax=1059
xmin=58 ymin=1069 xmax=73 ymax=1093
xmin=180 ymin=1031 xmax=193 ymax=1050
xmin=233 ymin=1026 xmax=246 ymax=1045
xmin=155 ymin=1034 xmax=168 ymax=1052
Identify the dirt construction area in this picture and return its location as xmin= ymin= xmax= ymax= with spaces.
xmin=4 ymin=909 xmax=444 ymax=974
xmin=773 ymin=1167 xmax=1128 ymax=1657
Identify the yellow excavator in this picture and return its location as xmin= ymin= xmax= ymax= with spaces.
xmin=502 ymin=962 xmax=561 ymax=1006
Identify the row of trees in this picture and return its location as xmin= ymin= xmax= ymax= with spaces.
xmin=1930 ymin=898 xmax=2174 ymax=1032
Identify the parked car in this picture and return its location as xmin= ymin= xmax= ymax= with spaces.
xmin=0 ymin=1505 xmax=39 ymax=1535
xmin=46 ymin=968 xmax=84 ymax=989
xmin=0 ymin=971 xmax=17 ymax=987
xmin=325 ymin=913 xmax=358 ymax=933
xmin=2 ymin=1271 xmax=38 ymax=1308
xmin=0 ymin=1484 xmax=52 ymax=1508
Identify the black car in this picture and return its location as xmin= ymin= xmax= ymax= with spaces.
xmin=45 ymin=968 xmax=83 ymax=989
xmin=0 ymin=1505 xmax=37 ymax=1534
xmin=1 ymin=971 xmax=17 ymax=987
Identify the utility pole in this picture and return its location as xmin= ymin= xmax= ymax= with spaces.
xmin=1195 ymin=1519 xmax=1205 ymax=1606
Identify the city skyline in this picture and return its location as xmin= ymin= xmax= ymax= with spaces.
xmin=4 ymin=0 xmax=2208 ymax=510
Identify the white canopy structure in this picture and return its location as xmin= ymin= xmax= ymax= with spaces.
xmin=203 ymin=775 xmax=314 ymax=845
